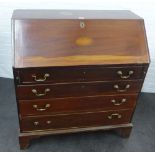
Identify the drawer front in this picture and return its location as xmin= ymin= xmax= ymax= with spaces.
xmin=17 ymin=66 xmax=146 ymax=84
xmin=19 ymin=94 xmax=138 ymax=116
xmin=16 ymin=80 xmax=143 ymax=100
xmin=20 ymin=109 xmax=133 ymax=132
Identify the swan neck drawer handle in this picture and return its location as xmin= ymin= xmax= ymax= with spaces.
xmin=34 ymin=121 xmax=51 ymax=126
xmin=114 ymin=84 xmax=130 ymax=92
xmin=117 ymin=70 xmax=134 ymax=79
xmin=33 ymin=104 xmax=50 ymax=111
xmin=32 ymin=73 xmax=50 ymax=82
xmin=33 ymin=121 xmax=39 ymax=126
xmin=32 ymin=88 xmax=50 ymax=97
xmin=111 ymin=98 xmax=127 ymax=106
xmin=108 ymin=113 xmax=122 ymax=119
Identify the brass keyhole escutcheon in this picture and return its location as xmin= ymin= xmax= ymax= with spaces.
xmin=80 ymin=21 xmax=85 ymax=28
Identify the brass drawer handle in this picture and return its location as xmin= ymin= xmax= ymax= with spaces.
xmin=114 ymin=84 xmax=130 ymax=92
xmin=117 ymin=70 xmax=134 ymax=79
xmin=32 ymin=88 xmax=50 ymax=97
xmin=33 ymin=104 xmax=50 ymax=111
xmin=108 ymin=113 xmax=122 ymax=119
xmin=32 ymin=73 xmax=50 ymax=82
xmin=33 ymin=121 xmax=39 ymax=126
xmin=111 ymin=98 xmax=127 ymax=106
xmin=33 ymin=121 xmax=51 ymax=126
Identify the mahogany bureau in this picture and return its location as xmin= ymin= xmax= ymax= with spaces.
xmin=12 ymin=10 xmax=150 ymax=149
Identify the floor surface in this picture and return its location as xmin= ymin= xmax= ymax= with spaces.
xmin=0 ymin=77 xmax=155 ymax=151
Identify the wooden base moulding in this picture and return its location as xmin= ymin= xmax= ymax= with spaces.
xmin=19 ymin=123 xmax=133 ymax=149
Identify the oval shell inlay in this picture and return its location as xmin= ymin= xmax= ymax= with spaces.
xmin=75 ymin=37 xmax=93 ymax=46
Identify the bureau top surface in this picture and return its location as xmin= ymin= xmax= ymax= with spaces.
xmin=12 ymin=10 xmax=150 ymax=68
xmin=12 ymin=10 xmax=142 ymax=19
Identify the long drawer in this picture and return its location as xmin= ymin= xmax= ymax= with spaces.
xmin=20 ymin=109 xmax=133 ymax=132
xmin=15 ymin=66 xmax=147 ymax=84
xmin=16 ymin=80 xmax=143 ymax=100
xmin=19 ymin=94 xmax=138 ymax=116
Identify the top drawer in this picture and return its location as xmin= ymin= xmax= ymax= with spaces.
xmin=14 ymin=66 xmax=147 ymax=84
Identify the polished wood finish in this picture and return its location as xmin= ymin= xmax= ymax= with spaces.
xmin=19 ymin=94 xmax=138 ymax=116
xmin=16 ymin=80 xmax=143 ymax=100
xmin=12 ymin=10 xmax=149 ymax=68
xmin=19 ymin=123 xmax=133 ymax=149
xmin=20 ymin=109 xmax=133 ymax=132
xmin=17 ymin=66 xmax=147 ymax=84
xmin=12 ymin=10 xmax=150 ymax=149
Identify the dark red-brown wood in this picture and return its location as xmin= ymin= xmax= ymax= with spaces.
xmin=20 ymin=109 xmax=133 ymax=132
xmin=12 ymin=11 xmax=150 ymax=68
xmin=16 ymin=80 xmax=143 ymax=100
xmin=18 ymin=123 xmax=133 ymax=149
xmin=16 ymin=66 xmax=146 ymax=84
xmin=19 ymin=94 xmax=138 ymax=116
xmin=12 ymin=10 xmax=150 ymax=149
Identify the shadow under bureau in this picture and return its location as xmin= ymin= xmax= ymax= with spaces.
xmin=12 ymin=10 xmax=150 ymax=149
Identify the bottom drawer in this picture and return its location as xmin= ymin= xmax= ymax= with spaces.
xmin=20 ymin=109 xmax=133 ymax=132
